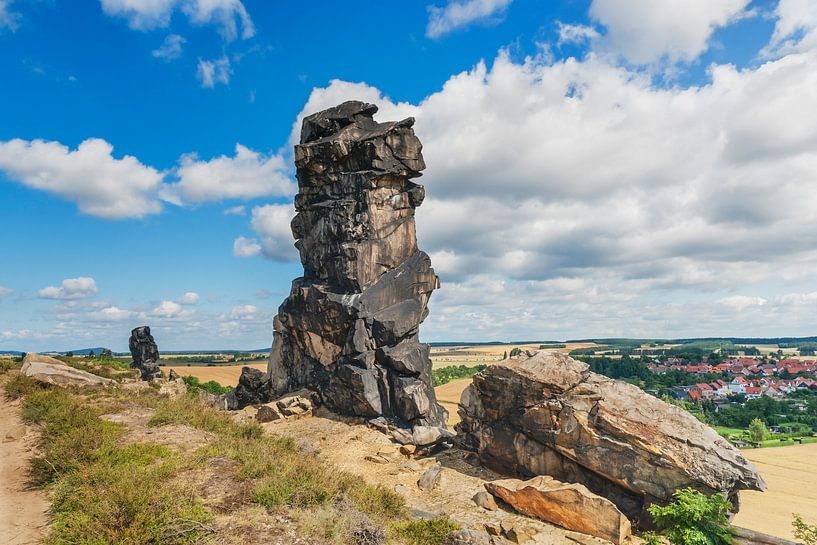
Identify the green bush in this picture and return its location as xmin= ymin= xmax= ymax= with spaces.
xmin=179 ymin=374 xmax=232 ymax=395
xmin=645 ymin=488 xmax=733 ymax=545
xmin=793 ymin=515 xmax=817 ymax=545
xmin=432 ymin=364 xmax=487 ymax=386
xmin=390 ymin=518 xmax=459 ymax=545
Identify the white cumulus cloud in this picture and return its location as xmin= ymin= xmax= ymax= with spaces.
xmin=38 ymin=277 xmax=98 ymax=300
xmin=178 ymin=292 xmax=200 ymax=305
xmin=196 ymin=55 xmax=231 ymax=88
xmin=162 ymin=144 xmax=294 ymax=204
xmin=246 ymin=204 xmax=297 ymax=261
xmin=588 ymin=0 xmax=751 ymax=65
xmin=152 ymin=34 xmax=186 ymax=60
xmin=426 ymin=0 xmax=513 ymax=39
xmin=99 ymin=0 xmax=254 ymax=40
xmin=230 ymin=304 xmax=256 ymax=319
xmin=232 ymin=236 xmax=261 ymax=257
xmin=0 ymin=138 xmax=164 ymax=219
xmin=152 ymin=300 xmax=183 ymax=317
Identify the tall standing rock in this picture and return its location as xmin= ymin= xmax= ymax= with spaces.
xmin=129 ymin=326 xmax=162 ymax=380
xmin=264 ymin=101 xmax=447 ymax=428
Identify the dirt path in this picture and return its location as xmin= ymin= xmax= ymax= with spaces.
xmin=0 ymin=389 xmax=49 ymax=545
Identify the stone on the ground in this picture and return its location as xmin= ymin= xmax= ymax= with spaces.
xmin=412 ymin=425 xmax=455 ymax=446
xmin=457 ymin=351 xmax=766 ymax=525
xmin=168 ymin=369 xmax=180 ymax=380
xmin=224 ymin=367 xmax=271 ymax=410
xmin=120 ymin=378 xmax=151 ymax=392
xmin=128 ymin=326 xmax=163 ymax=380
xmin=444 ymin=529 xmax=493 ymax=545
xmin=256 ymin=402 xmax=284 ymax=422
xmin=157 ymin=378 xmax=187 ymax=398
xmin=258 ymin=101 xmax=447 ymax=429
xmin=391 ymin=427 xmax=414 ymax=445
xmin=198 ymin=389 xmax=228 ymax=410
xmin=400 ymin=444 xmax=416 ymax=456
xmin=368 ymin=416 xmax=390 ymax=433
xmin=3 ymin=424 xmax=26 ymax=442
xmin=21 ymin=353 xmax=115 ymax=388
xmin=417 ymin=462 xmax=442 ymax=491
xmin=471 ymin=490 xmax=498 ymax=511
xmin=500 ymin=521 xmax=537 ymax=544
xmin=485 ymin=476 xmax=632 ymax=545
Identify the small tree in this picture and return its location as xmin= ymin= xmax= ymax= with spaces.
xmin=509 ymin=347 xmax=522 ymax=357
xmin=66 ymin=351 xmax=74 ymax=358
xmin=748 ymin=418 xmax=768 ymax=443
xmin=644 ymin=488 xmax=733 ymax=545
xmin=793 ymin=515 xmax=817 ymax=545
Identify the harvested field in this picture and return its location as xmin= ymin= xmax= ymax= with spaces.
xmin=734 ymin=443 xmax=817 ymax=540
xmin=161 ymin=363 xmax=267 ymax=387
xmin=435 ymin=378 xmax=471 ymax=427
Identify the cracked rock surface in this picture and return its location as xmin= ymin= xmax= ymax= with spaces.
xmin=456 ymin=351 xmax=766 ymax=525
xmin=259 ymin=101 xmax=447 ymax=428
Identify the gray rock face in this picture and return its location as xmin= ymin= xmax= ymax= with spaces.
xmin=128 ymin=326 xmax=162 ymax=381
xmin=456 ymin=351 xmax=766 ymax=526
xmin=264 ymin=101 xmax=447 ymax=428
xmin=22 ymin=353 xmax=115 ymax=388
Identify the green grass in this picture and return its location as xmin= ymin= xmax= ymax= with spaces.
xmin=4 ymin=376 xmax=458 ymax=544
xmin=390 ymin=518 xmax=460 ymax=545
xmin=432 ymin=364 xmax=487 ymax=386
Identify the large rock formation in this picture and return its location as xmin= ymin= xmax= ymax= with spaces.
xmin=260 ymin=101 xmax=446 ymax=428
xmin=21 ymin=353 xmax=115 ymax=388
xmin=457 ymin=351 xmax=766 ymax=526
xmin=129 ymin=326 xmax=162 ymax=380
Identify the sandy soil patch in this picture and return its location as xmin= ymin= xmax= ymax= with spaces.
xmin=0 ymin=389 xmax=49 ymax=545
xmin=162 ymin=363 xmax=267 ymax=387
xmin=733 ymin=443 xmax=817 ymax=540
xmin=265 ymin=409 xmax=603 ymax=545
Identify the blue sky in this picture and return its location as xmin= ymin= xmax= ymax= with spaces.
xmin=2 ymin=0 xmax=817 ymax=352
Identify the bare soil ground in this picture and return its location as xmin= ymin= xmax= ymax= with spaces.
xmin=0 ymin=389 xmax=49 ymax=545
xmin=268 ymin=409 xmax=609 ymax=545
xmin=162 ymin=362 xmax=267 ymax=386
xmin=733 ymin=443 xmax=817 ymax=540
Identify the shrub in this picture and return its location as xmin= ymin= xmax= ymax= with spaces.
xmin=646 ymin=488 xmax=733 ymax=545
xmin=432 ymin=364 xmax=487 ymax=386
xmin=180 ymin=375 xmax=232 ymax=395
xmin=793 ymin=515 xmax=817 ymax=545
xmin=390 ymin=518 xmax=459 ymax=545
xmin=748 ymin=418 xmax=768 ymax=443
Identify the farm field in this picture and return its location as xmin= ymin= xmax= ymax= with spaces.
xmin=161 ymin=362 xmax=267 ymax=385
xmin=430 ymin=342 xmax=596 ymax=369
xmin=734 ymin=443 xmax=817 ymax=540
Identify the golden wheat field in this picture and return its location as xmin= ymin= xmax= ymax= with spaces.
xmin=162 ymin=362 xmax=267 ymax=385
xmin=733 ymin=443 xmax=817 ymax=540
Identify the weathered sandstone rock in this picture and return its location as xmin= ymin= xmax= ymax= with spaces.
xmin=418 ymin=462 xmax=443 ymax=491
xmin=457 ymin=351 xmax=766 ymax=525
xmin=472 ymin=490 xmax=498 ymax=511
xmin=128 ymin=326 xmax=162 ymax=380
xmin=485 ymin=476 xmax=631 ymax=545
xmin=257 ymin=101 xmax=446 ymax=428
xmin=21 ymin=353 xmax=115 ymax=388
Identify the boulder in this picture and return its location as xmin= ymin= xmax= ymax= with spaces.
xmin=457 ymin=352 xmax=766 ymax=526
xmin=157 ymin=378 xmax=187 ymax=398
xmin=128 ymin=326 xmax=163 ymax=381
xmin=471 ymin=490 xmax=498 ymax=511
xmin=258 ymin=101 xmax=447 ymax=429
xmin=256 ymin=403 xmax=284 ymax=423
xmin=417 ymin=462 xmax=442 ymax=491
xmin=21 ymin=353 xmax=115 ymax=388
xmin=485 ymin=476 xmax=632 ymax=545
xmin=412 ymin=425 xmax=455 ymax=447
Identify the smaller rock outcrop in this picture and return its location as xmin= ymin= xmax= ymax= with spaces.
xmin=128 ymin=326 xmax=162 ymax=380
xmin=457 ymin=351 xmax=766 ymax=525
xmin=21 ymin=353 xmax=115 ymax=388
xmin=485 ymin=476 xmax=632 ymax=545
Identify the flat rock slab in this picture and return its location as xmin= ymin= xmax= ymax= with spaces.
xmin=485 ymin=476 xmax=631 ymax=545
xmin=21 ymin=353 xmax=115 ymax=388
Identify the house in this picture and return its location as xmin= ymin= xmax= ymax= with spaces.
xmin=744 ymin=386 xmax=762 ymax=400
xmin=728 ymin=376 xmax=747 ymax=395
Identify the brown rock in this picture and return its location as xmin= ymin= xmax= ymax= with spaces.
xmin=256 ymin=403 xmax=284 ymax=423
xmin=485 ymin=476 xmax=631 ymax=545
xmin=484 ymin=523 xmax=502 ymax=537
xmin=457 ymin=351 xmax=766 ymax=524
xmin=400 ymin=444 xmax=417 ymax=456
